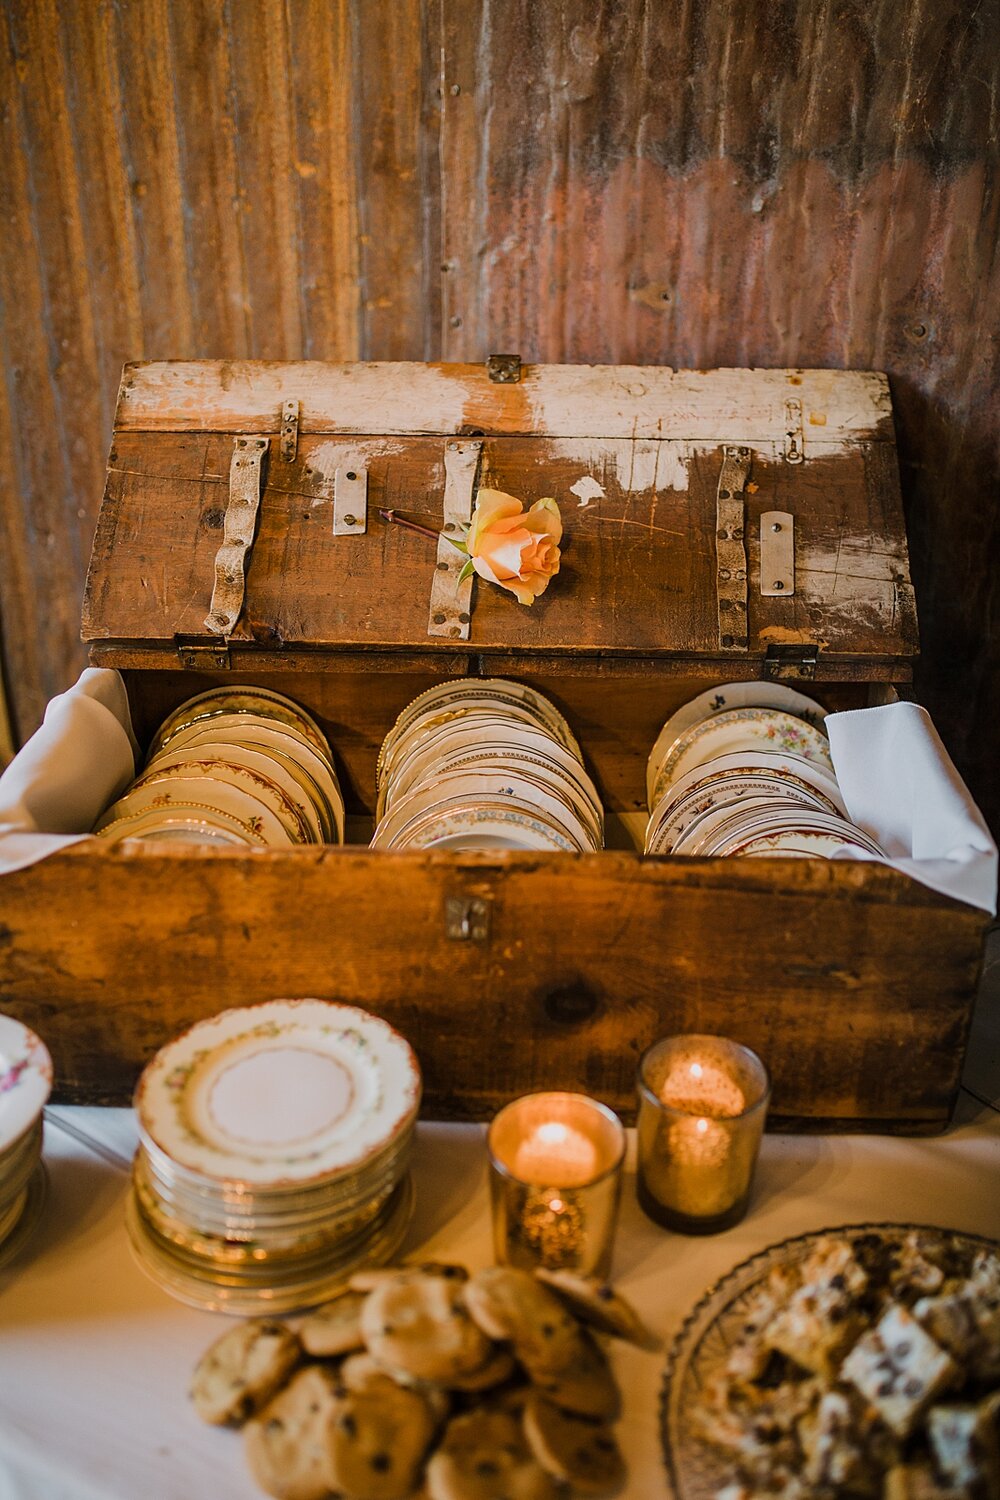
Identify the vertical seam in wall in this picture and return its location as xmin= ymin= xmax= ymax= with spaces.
xmin=4 ymin=4 xmax=86 ymax=597
xmin=221 ymin=0 xmax=254 ymax=356
xmin=279 ymin=0 xmax=308 ymax=358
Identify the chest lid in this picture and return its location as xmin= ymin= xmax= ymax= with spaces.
xmin=82 ymin=361 xmax=917 ymax=679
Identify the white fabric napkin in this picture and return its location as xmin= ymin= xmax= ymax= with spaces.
xmin=0 ymin=668 xmax=136 ymax=876
xmin=826 ymin=701 xmax=998 ymax=915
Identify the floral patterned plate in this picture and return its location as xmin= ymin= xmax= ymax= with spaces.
xmin=95 ymin=772 xmax=295 ymax=847
xmin=134 ymin=1000 xmax=422 ymax=1187
xmin=0 ymin=1016 xmax=53 ymax=1153
xmin=647 ymin=683 xmax=828 ymax=808
xmin=653 ymin=709 xmax=834 ymax=802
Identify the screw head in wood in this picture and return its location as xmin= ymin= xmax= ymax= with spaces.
xmin=433 ymin=612 xmax=446 ymax=625
xmin=773 ymin=580 xmax=784 ymax=590
xmin=343 ymin=514 xmax=357 ymax=527
xmin=771 ymin=522 xmax=782 ymax=532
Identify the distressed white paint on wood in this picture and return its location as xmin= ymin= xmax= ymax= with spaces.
xmin=307 ymin=437 xmax=410 ymax=505
xmin=115 ymin=362 xmax=893 ymax=441
xmin=570 ymin=475 xmax=605 ymax=506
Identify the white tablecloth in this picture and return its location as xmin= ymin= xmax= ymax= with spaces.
xmin=0 ymin=1100 xmax=998 ymax=1500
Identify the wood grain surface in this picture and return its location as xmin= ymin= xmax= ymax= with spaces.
xmin=0 ymin=844 xmax=986 ymax=1126
xmin=0 ymin=0 xmax=997 ymax=833
xmin=82 ymin=417 xmax=917 ymax=666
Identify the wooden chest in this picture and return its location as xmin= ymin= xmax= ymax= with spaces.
xmin=0 ymin=361 xmax=988 ymax=1130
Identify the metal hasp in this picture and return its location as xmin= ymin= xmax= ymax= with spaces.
xmin=445 ymin=895 xmax=491 ymax=942
xmin=487 ymin=353 xmax=521 ymax=383
xmin=427 ymin=439 xmax=484 ymax=640
xmin=784 ymin=398 xmax=804 ymax=464
xmin=204 ymin=436 xmax=269 ymax=636
xmin=333 ymin=466 xmax=369 ymax=535
xmin=760 ymin=511 xmax=795 ymax=596
xmin=716 ymin=446 xmax=751 ymax=653
xmin=280 ymin=399 xmax=299 ymax=463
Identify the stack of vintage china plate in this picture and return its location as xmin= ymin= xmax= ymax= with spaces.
xmin=94 ymin=686 xmax=344 ymax=847
xmin=372 ymin=678 xmax=603 ymax=852
xmin=126 ymin=1000 xmax=420 ymax=1313
xmin=645 ymin=683 xmax=885 ymax=860
xmin=0 ymin=1015 xmax=51 ymax=1267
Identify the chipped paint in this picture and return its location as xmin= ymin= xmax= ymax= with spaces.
xmin=570 ymin=475 xmax=605 ymax=506
xmin=307 ymin=437 xmax=409 ymax=506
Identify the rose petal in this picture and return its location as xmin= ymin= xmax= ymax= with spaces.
xmin=504 ymin=577 xmax=538 ymax=605
xmin=522 ymin=497 xmax=563 ymax=543
xmin=486 ymin=533 xmax=533 ymax=578
xmin=467 ymin=489 xmax=524 ymax=552
xmin=471 ymin=554 xmax=503 ymax=586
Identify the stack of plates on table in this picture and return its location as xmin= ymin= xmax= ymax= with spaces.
xmin=126 ymin=1000 xmax=421 ymax=1314
xmin=645 ymin=683 xmax=885 ymax=860
xmin=0 ymin=1016 xmax=51 ymax=1268
xmin=371 ymin=678 xmax=603 ymax=852
xmin=94 ymin=686 xmax=343 ymax=847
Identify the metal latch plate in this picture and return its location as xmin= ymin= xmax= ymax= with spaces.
xmin=333 ymin=466 xmax=368 ymax=535
xmin=760 ymin=511 xmax=795 ymax=596
xmin=445 ymin=895 xmax=491 ymax=942
xmin=487 ymin=353 xmax=521 ymax=383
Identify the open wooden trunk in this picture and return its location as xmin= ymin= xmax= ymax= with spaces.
xmin=0 ymin=361 xmax=987 ymax=1128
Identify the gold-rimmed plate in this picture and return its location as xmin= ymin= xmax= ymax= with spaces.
xmin=150 ymin=686 xmax=332 ymax=763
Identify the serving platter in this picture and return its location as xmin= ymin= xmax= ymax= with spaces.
xmin=660 ymin=1223 xmax=999 ymax=1500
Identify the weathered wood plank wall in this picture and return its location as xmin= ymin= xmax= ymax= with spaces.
xmin=1 ymin=0 xmax=998 ymax=825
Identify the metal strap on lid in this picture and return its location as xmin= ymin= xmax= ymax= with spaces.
xmin=204 ymin=436 xmax=268 ymax=636
xmin=427 ymin=439 xmax=484 ymax=640
xmin=716 ymin=446 xmax=751 ymax=652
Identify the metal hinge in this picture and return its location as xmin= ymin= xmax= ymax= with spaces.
xmin=487 ymin=353 xmax=521 ymax=384
xmin=176 ymin=641 xmax=232 ymax=670
xmin=764 ymin=643 xmax=818 ymax=681
xmin=280 ymin=399 xmax=300 ymax=463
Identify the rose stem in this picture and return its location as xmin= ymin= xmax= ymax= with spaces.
xmin=378 ymin=508 xmax=439 ymax=542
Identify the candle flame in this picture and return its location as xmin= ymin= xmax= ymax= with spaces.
xmin=696 ymin=1117 xmax=709 ymax=1135
xmin=548 ymin=1197 xmax=564 ymax=1212
xmin=537 ymin=1122 xmax=568 ymax=1146
xmin=690 ymin=1062 xmax=703 ymax=1079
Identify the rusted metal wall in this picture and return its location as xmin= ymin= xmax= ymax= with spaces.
xmin=1 ymin=0 xmax=998 ymax=826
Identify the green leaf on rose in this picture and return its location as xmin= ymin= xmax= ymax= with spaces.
xmin=457 ymin=558 xmax=476 ymax=584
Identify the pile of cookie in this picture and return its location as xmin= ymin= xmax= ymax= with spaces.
xmin=694 ymin=1229 xmax=1000 ymax=1500
xmin=191 ymin=1260 xmax=660 ymax=1499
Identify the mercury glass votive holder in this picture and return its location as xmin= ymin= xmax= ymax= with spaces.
xmin=487 ymin=1091 xmax=626 ymax=1278
xmin=636 ymin=1034 xmax=770 ymax=1234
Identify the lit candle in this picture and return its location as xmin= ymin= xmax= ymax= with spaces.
xmin=487 ymin=1092 xmax=626 ymax=1276
xmin=636 ymin=1035 xmax=770 ymax=1234
xmin=512 ymin=1120 xmax=599 ymax=1186
xmin=659 ymin=1058 xmax=746 ymax=1118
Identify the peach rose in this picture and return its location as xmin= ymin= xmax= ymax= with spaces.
xmin=462 ymin=489 xmax=562 ymax=605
